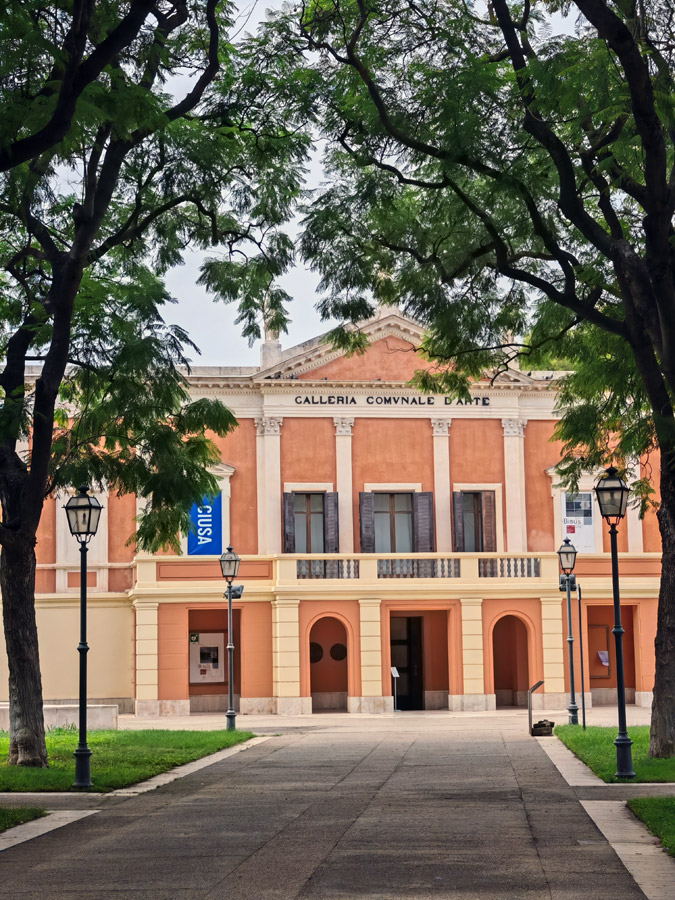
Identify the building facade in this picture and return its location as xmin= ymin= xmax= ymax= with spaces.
xmin=0 ymin=309 xmax=661 ymax=716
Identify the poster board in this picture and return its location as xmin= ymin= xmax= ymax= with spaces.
xmin=561 ymin=492 xmax=596 ymax=552
xmin=189 ymin=632 xmax=225 ymax=684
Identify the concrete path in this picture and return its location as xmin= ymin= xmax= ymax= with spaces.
xmin=1 ymin=714 xmax=654 ymax=899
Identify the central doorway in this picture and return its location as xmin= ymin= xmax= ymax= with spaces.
xmin=390 ymin=616 xmax=424 ymax=710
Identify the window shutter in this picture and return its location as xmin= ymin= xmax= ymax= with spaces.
xmin=413 ymin=492 xmax=435 ymax=552
xmin=283 ymin=493 xmax=295 ymax=553
xmin=453 ymin=492 xmax=465 ymax=552
xmin=359 ymin=492 xmax=375 ymax=553
xmin=324 ymin=493 xmax=339 ymax=553
xmin=481 ymin=491 xmax=497 ymax=552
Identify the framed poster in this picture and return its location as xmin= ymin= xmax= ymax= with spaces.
xmin=189 ymin=632 xmax=225 ymax=684
xmin=561 ymin=492 xmax=595 ymax=552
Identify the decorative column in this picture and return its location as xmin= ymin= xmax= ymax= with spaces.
xmin=272 ymin=598 xmax=311 ymax=715
xmin=431 ymin=418 xmax=452 ymax=551
xmin=255 ymin=416 xmax=283 ymax=554
xmin=134 ymin=600 xmax=160 ymax=717
xmin=352 ymin=598 xmax=391 ymax=713
xmin=455 ymin=598 xmax=493 ymax=710
xmin=501 ymin=418 xmax=528 ymax=552
xmin=540 ymin=596 xmax=567 ymax=709
xmin=334 ymin=417 xmax=355 ymax=553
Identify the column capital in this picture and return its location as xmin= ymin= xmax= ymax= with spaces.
xmin=430 ymin=417 xmax=451 ymax=436
xmin=502 ymin=417 xmax=526 ymax=438
xmin=334 ymin=416 xmax=355 ymax=436
xmin=255 ymin=415 xmax=283 ymax=436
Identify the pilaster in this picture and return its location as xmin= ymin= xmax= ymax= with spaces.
xmin=255 ymin=416 xmax=283 ymax=554
xmin=134 ymin=600 xmax=159 ymax=716
xmin=502 ymin=418 xmax=528 ymax=552
xmin=540 ymin=596 xmax=566 ymax=707
xmin=454 ymin=597 xmax=493 ymax=710
xmin=272 ymin=598 xmax=310 ymax=715
xmin=334 ymin=417 xmax=355 ymax=552
xmin=431 ymin=418 xmax=452 ymax=551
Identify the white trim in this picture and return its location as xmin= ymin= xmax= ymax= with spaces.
xmin=55 ymin=487 xmax=109 ymax=592
xmin=284 ymin=482 xmax=334 ymax=493
xmin=452 ymin=483 xmax=505 ymax=553
xmin=364 ymin=483 xmax=422 ymax=492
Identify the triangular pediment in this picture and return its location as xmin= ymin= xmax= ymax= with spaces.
xmin=257 ymin=309 xmax=426 ymax=382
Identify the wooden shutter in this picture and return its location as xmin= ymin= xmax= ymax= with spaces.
xmin=283 ymin=492 xmax=295 ymax=553
xmin=481 ymin=491 xmax=497 ymax=552
xmin=324 ymin=493 xmax=339 ymax=553
xmin=359 ymin=492 xmax=375 ymax=553
xmin=413 ymin=492 xmax=435 ymax=552
xmin=453 ymin=492 xmax=465 ymax=551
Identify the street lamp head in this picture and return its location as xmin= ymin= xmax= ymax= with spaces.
xmin=219 ymin=545 xmax=240 ymax=582
xmin=64 ymin=486 xmax=102 ymax=543
xmin=557 ymin=537 xmax=577 ymax=574
xmin=595 ymin=466 xmax=629 ymax=523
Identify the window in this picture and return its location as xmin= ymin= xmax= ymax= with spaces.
xmin=374 ymin=493 xmax=413 ymax=553
xmin=294 ymin=493 xmax=325 ymax=554
xmin=453 ymin=490 xmax=496 ymax=552
xmin=359 ymin=491 xmax=434 ymax=553
xmin=283 ymin=492 xmax=339 ymax=553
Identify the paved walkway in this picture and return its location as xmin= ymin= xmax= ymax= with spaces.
xmin=0 ymin=713 xmax=657 ymax=899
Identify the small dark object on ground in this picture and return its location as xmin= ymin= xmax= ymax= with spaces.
xmin=531 ymin=720 xmax=555 ymax=736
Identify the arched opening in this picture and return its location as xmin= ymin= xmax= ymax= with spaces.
xmin=309 ymin=616 xmax=348 ymax=712
xmin=492 ymin=615 xmax=529 ymax=708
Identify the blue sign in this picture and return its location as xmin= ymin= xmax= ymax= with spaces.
xmin=187 ymin=494 xmax=222 ymax=556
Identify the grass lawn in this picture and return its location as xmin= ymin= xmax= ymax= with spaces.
xmin=555 ymin=725 xmax=675 ymax=782
xmin=0 ymin=728 xmax=253 ymax=792
xmin=0 ymin=807 xmax=46 ymax=833
xmin=628 ymin=798 xmax=675 ymax=857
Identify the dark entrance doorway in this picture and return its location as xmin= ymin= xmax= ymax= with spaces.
xmin=390 ymin=616 xmax=424 ymax=710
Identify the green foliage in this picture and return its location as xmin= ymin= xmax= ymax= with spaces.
xmin=258 ymin=0 xmax=675 ymax=494
xmin=0 ymin=728 xmax=253 ymax=792
xmin=0 ymin=807 xmax=45 ymax=833
xmin=555 ymin=726 xmax=675 ymax=782
xmin=628 ymin=798 xmax=675 ymax=857
xmin=0 ymin=1 xmax=311 ymax=550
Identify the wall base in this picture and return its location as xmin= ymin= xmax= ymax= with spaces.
xmin=274 ymin=697 xmax=313 ymax=716
xmin=448 ymin=694 xmax=496 ymax=711
xmin=158 ymin=700 xmax=190 ymax=716
xmin=425 ymin=690 xmax=449 ymax=710
xmin=348 ymin=696 xmax=394 ymax=714
xmin=240 ymin=698 xmax=275 ymax=715
xmin=635 ymin=691 xmax=653 ymax=708
xmin=591 ymin=687 xmax=636 ymax=706
xmin=189 ymin=694 xmax=240 ymax=714
xmin=135 ymin=700 xmax=160 ymax=717
xmin=45 ymin=696 xmax=134 ymax=714
xmin=312 ymin=691 xmax=348 ymax=711
xmin=0 ymin=703 xmax=118 ymax=730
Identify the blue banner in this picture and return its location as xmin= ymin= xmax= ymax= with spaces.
xmin=187 ymin=494 xmax=222 ymax=556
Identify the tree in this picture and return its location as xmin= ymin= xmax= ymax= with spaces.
xmin=262 ymin=0 xmax=675 ymax=754
xmin=0 ymin=1 xmax=307 ymax=765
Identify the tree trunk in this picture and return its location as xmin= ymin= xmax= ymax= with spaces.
xmin=650 ymin=457 xmax=675 ymax=757
xmin=0 ymin=537 xmax=47 ymax=766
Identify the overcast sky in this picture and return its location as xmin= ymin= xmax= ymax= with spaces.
xmin=165 ymin=1 xmax=330 ymax=368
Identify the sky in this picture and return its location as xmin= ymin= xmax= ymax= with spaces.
xmin=164 ymin=1 xmax=330 ymax=368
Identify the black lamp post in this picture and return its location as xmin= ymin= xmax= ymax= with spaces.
xmin=594 ymin=466 xmax=635 ymax=779
xmin=557 ymin=537 xmax=579 ymax=725
xmin=219 ymin=545 xmax=240 ymax=731
xmin=64 ymin=486 xmax=102 ymax=788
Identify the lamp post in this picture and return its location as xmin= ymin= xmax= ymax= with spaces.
xmin=557 ymin=537 xmax=579 ymax=725
xmin=594 ymin=466 xmax=635 ymax=779
xmin=219 ymin=545 xmax=240 ymax=731
xmin=64 ymin=486 xmax=102 ymax=788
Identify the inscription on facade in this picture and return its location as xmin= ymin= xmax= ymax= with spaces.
xmin=295 ymin=395 xmax=490 ymax=406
